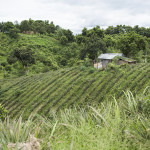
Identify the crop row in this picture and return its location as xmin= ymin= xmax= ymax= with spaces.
xmin=1 ymin=64 xmax=149 ymax=119
xmin=4 ymin=73 xmax=44 ymax=109
xmin=8 ymin=68 xmax=72 ymax=115
xmin=10 ymin=68 xmax=77 ymax=117
xmin=37 ymin=70 xmax=83 ymax=116
xmin=51 ymin=70 xmax=102 ymax=113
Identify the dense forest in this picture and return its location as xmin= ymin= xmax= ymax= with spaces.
xmin=0 ymin=19 xmax=150 ymax=79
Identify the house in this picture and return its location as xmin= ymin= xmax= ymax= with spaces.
xmin=94 ymin=53 xmax=136 ymax=69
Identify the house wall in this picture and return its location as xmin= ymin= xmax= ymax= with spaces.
xmin=94 ymin=63 xmax=98 ymax=69
xmin=23 ymin=31 xmax=34 ymax=34
xmin=94 ymin=62 xmax=102 ymax=69
xmin=102 ymin=60 xmax=110 ymax=68
xmin=95 ymin=59 xmax=135 ymax=69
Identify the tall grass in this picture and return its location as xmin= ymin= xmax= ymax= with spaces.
xmin=0 ymin=88 xmax=150 ymax=150
xmin=0 ymin=116 xmax=35 ymax=144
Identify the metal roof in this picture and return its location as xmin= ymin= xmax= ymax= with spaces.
xmin=120 ymin=56 xmax=136 ymax=62
xmin=98 ymin=53 xmax=124 ymax=60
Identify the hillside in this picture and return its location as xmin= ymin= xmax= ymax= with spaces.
xmin=1 ymin=21 xmax=150 ymax=81
xmin=0 ymin=63 xmax=149 ymax=119
xmin=1 ymin=21 xmax=150 ymax=83
xmin=0 ymin=32 xmax=80 ymax=79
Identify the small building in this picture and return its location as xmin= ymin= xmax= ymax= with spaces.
xmin=94 ymin=53 xmax=136 ymax=69
xmin=23 ymin=31 xmax=34 ymax=34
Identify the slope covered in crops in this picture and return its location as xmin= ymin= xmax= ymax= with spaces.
xmin=0 ymin=63 xmax=150 ymax=118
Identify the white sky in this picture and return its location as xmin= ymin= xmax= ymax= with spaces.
xmin=0 ymin=0 xmax=150 ymax=34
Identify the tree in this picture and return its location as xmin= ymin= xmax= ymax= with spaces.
xmin=114 ymin=25 xmax=125 ymax=34
xmin=75 ymin=35 xmax=86 ymax=44
xmin=2 ymin=21 xmax=14 ymax=33
xmin=20 ymin=20 xmax=30 ymax=32
xmin=87 ymin=26 xmax=104 ymax=38
xmin=60 ymin=36 xmax=68 ymax=45
xmin=2 ymin=22 xmax=19 ymax=38
xmin=80 ymin=35 xmax=106 ymax=61
xmin=124 ymin=25 xmax=133 ymax=33
xmin=63 ymin=29 xmax=74 ymax=42
xmin=9 ymin=47 xmax=35 ymax=67
xmin=46 ymin=21 xmax=56 ymax=34
xmin=82 ymin=27 xmax=87 ymax=36
xmin=33 ymin=20 xmax=46 ymax=34
xmin=103 ymin=35 xmax=117 ymax=48
xmin=117 ymin=32 xmax=148 ymax=58
xmin=105 ymin=26 xmax=115 ymax=35
xmin=8 ymin=27 xmax=20 ymax=38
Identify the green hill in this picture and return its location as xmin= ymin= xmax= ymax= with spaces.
xmin=0 ymin=32 xmax=80 ymax=79
xmin=0 ymin=63 xmax=149 ymax=119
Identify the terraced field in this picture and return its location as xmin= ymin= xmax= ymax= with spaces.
xmin=0 ymin=63 xmax=150 ymax=118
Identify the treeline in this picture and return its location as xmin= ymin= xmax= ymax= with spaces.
xmin=0 ymin=19 xmax=74 ymax=43
xmin=105 ymin=25 xmax=150 ymax=37
xmin=77 ymin=25 xmax=149 ymax=62
xmin=0 ymin=19 xmax=58 ymax=35
xmin=1 ymin=19 xmax=150 ymax=37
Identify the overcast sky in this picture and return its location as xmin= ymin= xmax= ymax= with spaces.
xmin=1 ymin=0 xmax=150 ymax=34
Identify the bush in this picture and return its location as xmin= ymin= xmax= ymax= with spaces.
xmin=119 ymin=63 xmax=130 ymax=69
xmin=106 ymin=63 xmax=119 ymax=71
xmin=42 ymin=66 xmax=50 ymax=73
xmin=0 ymin=104 xmax=7 ymax=121
xmin=1 ymin=62 xmax=7 ymax=67
xmin=0 ymin=116 xmax=39 ymax=147
xmin=13 ymin=90 xmax=22 ymax=97
xmin=88 ymin=67 xmax=96 ymax=74
xmin=7 ymin=53 xmax=17 ymax=64
xmin=60 ymin=36 xmax=68 ymax=45
xmin=5 ymin=65 xmax=12 ymax=71
xmin=138 ymin=94 xmax=150 ymax=116
xmin=80 ymin=66 xmax=87 ymax=71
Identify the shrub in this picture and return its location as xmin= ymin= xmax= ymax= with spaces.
xmin=137 ymin=94 xmax=150 ymax=116
xmin=119 ymin=63 xmax=130 ymax=69
xmin=13 ymin=90 xmax=22 ymax=97
xmin=1 ymin=62 xmax=7 ymax=67
xmin=106 ymin=63 xmax=119 ymax=71
xmin=80 ymin=66 xmax=87 ymax=71
xmin=42 ymin=66 xmax=50 ymax=73
xmin=88 ymin=67 xmax=96 ymax=74
xmin=0 ymin=104 xmax=7 ymax=121
xmin=60 ymin=36 xmax=68 ymax=45
xmin=0 ymin=116 xmax=40 ymax=147
xmin=5 ymin=65 xmax=12 ymax=71
xmin=7 ymin=53 xmax=18 ymax=64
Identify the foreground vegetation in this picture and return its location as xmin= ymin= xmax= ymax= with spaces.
xmin=0 ymin=63 xmax=149 ymax=119
xmin=0 ymin=89 xmax=150 ymax=149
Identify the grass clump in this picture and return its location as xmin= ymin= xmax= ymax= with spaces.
xmin=0 ymin=115 xmax=40 ymax=149
xmin=0 ymin=104 xmax=7 ymax=121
